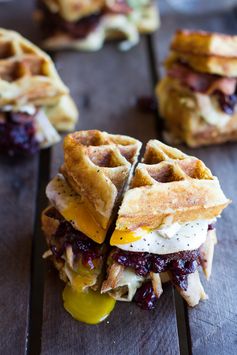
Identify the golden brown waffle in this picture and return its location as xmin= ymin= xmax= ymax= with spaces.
xmin=0 ymin=28 xmax=78 ymax=132
xmin=171 ymin=30 xmax=237 ymax=58
xmin=62 ymin=130 xmax=142 ymax=231
xmin=0 ymin=28 xmax=69 ymax=107
xmin=168 ymin=30 xmax=237 ymax=76
xmin=115 ymin=139 xmax=230 ymax=231
xmin=166 ymin=51 xmax=237 ymax=77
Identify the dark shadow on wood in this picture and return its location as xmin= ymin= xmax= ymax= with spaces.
xmin=26 ymin=149 xmax=51 ymax=355
xmin=174 ymin=289 xmax=192 ymax=355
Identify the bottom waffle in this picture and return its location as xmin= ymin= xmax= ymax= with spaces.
xmin=157 ymin=76 xmax=237 ymax=147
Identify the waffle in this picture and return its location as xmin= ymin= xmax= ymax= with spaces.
xmin=115 ymin=140 xmax=230 ymax=231
xmin=0 ymin=28 xmax=78 ymax=131
xmin=171 ymin=30 xmax=237 ymax=58
xmin=168 ymin=30 xmax=237 ymax=76
xmin=166 ymin=51 xmax=237 ymax=77
xmin=62 ymin=130 xmax=142 ymax=232
xmin=0 ymin=28 xmax=68 ymax=107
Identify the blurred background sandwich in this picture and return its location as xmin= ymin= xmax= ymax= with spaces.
xmin=35 ymin=0 xmax=159 ymax=51
xmin=157 ymin=30 xmax=237 ymax=147
xmin=0 ymin=28 xmax=78 ymax=155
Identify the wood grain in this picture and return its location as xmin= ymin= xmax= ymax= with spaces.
xmin=0 ymin=1 xmax=40 ymax=354
xmin=41 ymin=41 xmax=180 ymax=355
xmin=154 ymin=11 xmax=237 ymax=355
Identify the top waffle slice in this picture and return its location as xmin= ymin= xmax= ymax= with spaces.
xmin=0 ymin=28 xmax=68 ymax=107
xmin=62 ymin=130 xmax=142 ymax=232
xmin=115 ymin=139 xmax=230 ymax=231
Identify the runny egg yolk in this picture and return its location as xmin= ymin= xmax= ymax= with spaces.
xmin=110 ymin=229 xmax=144 ymax=245
xmin=62 ymin=201 xmax=106 ymax=244
xmin=63 ymin=285 xmax=116 ymax=325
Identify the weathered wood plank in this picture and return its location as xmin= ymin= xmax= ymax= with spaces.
xmin=0 ymin=156 xmax=39 ymax=354
xmin=41 ymin=40 xmax=180 ymax=355
xmin=0 ymin=1 xmax=40 ymax=354
xmin=154 ymin=11 xmax=237 ymax=355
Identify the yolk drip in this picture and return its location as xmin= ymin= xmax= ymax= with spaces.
xmin=63 ymin=285 xmax=116 ymax=325
xmin=110 ymin=229 xmax=142 ymax=245
xmin=62 ymin=201 xmax=106 ymax=244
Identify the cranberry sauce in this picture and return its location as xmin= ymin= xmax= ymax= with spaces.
xmin=48 ymin=209 xmax=103 ymax=270
xmin=0 ymin=111 xmax=39 ymax=156
xmin=112 ymin=248 xmax=200 ymax=291
xmin=136 ymin=96 xmax=157 ymax=113
xmin=216 ymin=92 xmax=237 ymax=115
xmin=133 ymin=281 xmax=157 ymax=310
xmin=38 ymin=1 xmax=102 ymax=39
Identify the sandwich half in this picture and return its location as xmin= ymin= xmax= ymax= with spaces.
xmin=102 ymin=139 xmax=230 ymax=309
xmin=0 ymin=28 xmax=78 ymax=155
xmin=36 ymin=0 xmax=159 ymax=51
xmin=157 ymin=30 xmax=237 ymax=147
xmin=42 ymin=130 xmax=141 ymax=322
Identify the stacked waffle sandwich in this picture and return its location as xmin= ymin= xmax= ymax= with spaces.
xmin=0 ymin=28 xmax=78 ymax=155
xmin=157 ymin=30 xmax=237 ymax=147
xmin=36 ymin=0 xmax=159 ymax=51
xmin=42 ymin=130 xmax=229 ymax=322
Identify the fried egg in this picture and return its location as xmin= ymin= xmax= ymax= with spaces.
xmin=111 ymin=220 xmax=212 ymax=254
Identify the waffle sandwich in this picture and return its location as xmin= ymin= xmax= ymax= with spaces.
xmin=102 ymin=140 xmax=230 ymax=308
xmin=0 ymin=28 xmax=78 ymax=155
xmin=42 ymin=130 xmax=142 ymax=296
xmin=36 ymin=0 xmax=159 ymax=51
xmin=157 ymin=30 xmax=237 ymax=147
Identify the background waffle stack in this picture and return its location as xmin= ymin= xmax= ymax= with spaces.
xmin=157 ymin=30 xmax=237 ymax=147
xmin=102 ymin=140 xmax=229 ymax=307
xmin=0 ymin=28 xmax=78 ymax=132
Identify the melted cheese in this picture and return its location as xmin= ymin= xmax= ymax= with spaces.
xmin=63 ymin=285 xmax=116 ymax=324
xmin=111 ymin=220 xmax=211 ymax=254
xmin=196 ymin=93 xmax=232 ymax=127
xmin=34 ymin=109 xmax=61 ymax=148
xmin=46 ymin=174 xmax=106 ymax=243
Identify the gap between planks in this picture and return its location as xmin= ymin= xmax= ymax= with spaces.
xmin=26 ymin=149 xmax=51 ymax=355
xmin=145 ymin=33 xmax=192 ymax=355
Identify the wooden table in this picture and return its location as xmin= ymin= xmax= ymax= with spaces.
xmin=1 ymin=1 xmax=237 ymax=354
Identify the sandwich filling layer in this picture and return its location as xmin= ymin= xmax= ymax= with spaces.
xmin=0 ymin=106 xmax=60 ymax=155
xmin=43 ymin=207 xmax=105 ymax=292
xmin=167 ymin=62 xmax=237 ymax=127
xmin=105 ymin=220 xmax=215 ymax=309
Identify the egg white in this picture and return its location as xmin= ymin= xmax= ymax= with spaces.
xmin=115 ymin=220 xmax=211 ymax=255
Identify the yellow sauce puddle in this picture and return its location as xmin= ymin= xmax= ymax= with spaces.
xmin=63 ymin=285 xmax=116 ymax=325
